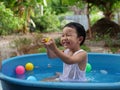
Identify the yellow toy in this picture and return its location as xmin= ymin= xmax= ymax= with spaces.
xmin=44 ymin=37 xmax=51 ymax=42
xmin=25 ymin=62 xmax=34 ymax=71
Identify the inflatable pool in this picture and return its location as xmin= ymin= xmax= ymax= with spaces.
xmin=0 ymin=53 xmax=120 ymax=90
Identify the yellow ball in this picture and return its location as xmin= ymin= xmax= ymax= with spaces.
xmin=25 ymin=63 xmax=34 ymax=71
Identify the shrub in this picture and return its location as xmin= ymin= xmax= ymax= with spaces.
xmin=0 ymin=3 xmax=24 ymax=35
xmin=33 ymin=14 xmax=61 ymax=32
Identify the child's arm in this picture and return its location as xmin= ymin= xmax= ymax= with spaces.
xmin=46 ymin=47 xmax=58 ymax=58
xmin=53 ymin=48 xmax=87 ymax=64
xmin=44 ymin=38 xmax=87 ymax=64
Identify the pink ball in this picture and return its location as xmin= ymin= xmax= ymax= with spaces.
xmin=15 ymin=65 xmax=25 ymax=75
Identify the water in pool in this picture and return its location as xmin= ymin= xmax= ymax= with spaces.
xmin=86 ymin=70 xmax=120 ymax=83
xmin=12 ymin=65 xmax=120 ymax=83
xmin=13 ymin=65 xmax=62 ymax=81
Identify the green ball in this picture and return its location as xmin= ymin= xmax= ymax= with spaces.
xmin=86 ymin=63 xmax=92 ymax=73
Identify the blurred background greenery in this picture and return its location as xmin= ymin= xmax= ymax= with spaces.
xmin=0 ymin=0 xmax=120 ymax=59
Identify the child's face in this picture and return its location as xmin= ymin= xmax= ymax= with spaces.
xmin=61 ymin=27 xmax=82 ymax=50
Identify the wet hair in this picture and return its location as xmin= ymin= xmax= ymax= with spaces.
xmin=63 ymin=22 xmax=86 ymax=45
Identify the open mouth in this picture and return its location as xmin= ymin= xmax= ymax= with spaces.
xmin=62 ymin=41 xmax=70 ymax=47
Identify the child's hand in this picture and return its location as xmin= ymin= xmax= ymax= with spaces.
xmin=41 ymin=37 xmax=51 ymax=43
xmin=41 ymin=37 xmax=57 ymax=51
xmin=41 ymin=37 xmax=58 ymax=58
xmin=44 ymin=37 xmax=51 ymax=43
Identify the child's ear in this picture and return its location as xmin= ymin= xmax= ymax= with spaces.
xmin=79 ymin=36 xmax=83 ymax=41
xmin=78 ymin=36 xmax=83 ymax=43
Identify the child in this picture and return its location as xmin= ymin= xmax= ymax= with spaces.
xmin=42 ymin=22 xmax=87 ymax=82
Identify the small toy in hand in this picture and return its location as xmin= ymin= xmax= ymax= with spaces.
xmin=25 ymin=62 xmax=34 ymax=71
xmin=15 ymin=65 xmax=25 ymax=75
xmin=44 ymin=37 xmax=51 ymax=42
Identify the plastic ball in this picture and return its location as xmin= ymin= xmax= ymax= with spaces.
xmin=15 ymin=65 xmax=25 ymax=75
xmin=25 ymin=62 xmax=34 ymax=71
xmin=86 ymin=63 xmax=92 ymax=73
xmin=27 ymin=76 xmax=37 ymax=81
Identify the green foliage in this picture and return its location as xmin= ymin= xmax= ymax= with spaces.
xmin=38 ymin=47 xmax=46 ymax=53
xmin=38 ymin=46 xmax=65 ymax=53
xmin=55 ymin=37 xmax=61 ymax=47
xmin=84 ymin=0 xmax=120 ymax=19
xmin=84 ymin=0 xmax=120 ymax=10
xmin=58 ymin=46 xmax=65 ymax=50
xmin=110 ymin=47 xmax=119 ymax=54
xmin=103 ymin=34 xmax=112 ymax=47
xmin=47 ymin=0 xmax=68 ymax=14
xmin=0 ymin=0 xmax=17 ymax=9
xmin=0 ymin=2 xmax=24 ymax=35
xmin=90 ymin=7 xmax=104 ymax=25
xmin=62 ymin=0 xmax=84 ymax=8
xmin=81 ymin=45 xmax=91 ymax=52
xmin=45 ymin=0 xmax=85 ymax=15
xmin=92 ymin=33 xmax=120 ymax=53
xmin=33 ymin=13 xmax=61 ymax=32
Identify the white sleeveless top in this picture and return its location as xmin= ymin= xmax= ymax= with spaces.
xmin=59 ymin=49 xmax=87 ymax=82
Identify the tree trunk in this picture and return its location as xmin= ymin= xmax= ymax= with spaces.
xmin=117 ymin=10 xmax=120 ymax=25
xmin=117 ymin=11 xmax=120 ymax=25
xmin=86 ymin=4 xmax=92 ymax=39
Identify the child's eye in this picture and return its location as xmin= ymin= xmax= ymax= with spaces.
xmin=61 ymin=34 xmax=64 ymax=37
xmin=67 ymin=34 xmax=72 ymax=36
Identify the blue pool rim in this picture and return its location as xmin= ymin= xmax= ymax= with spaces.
xmin=0 ymin=53 xmax=120 ymax=89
